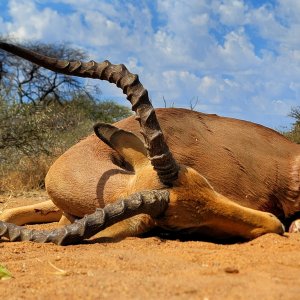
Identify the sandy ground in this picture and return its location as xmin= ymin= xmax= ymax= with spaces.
xmin=1 ymin=192 xmax=300 ymax=300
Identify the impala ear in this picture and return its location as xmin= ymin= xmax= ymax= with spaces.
xmin=94 ymin=123 xmax=148 ymax=168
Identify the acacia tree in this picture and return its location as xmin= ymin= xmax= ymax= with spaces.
xmin=0 ymin=38 xmax=100 ymax=105
xmin=290 ymin=107 xmax=300 ymax=123
xmin=0 ymin=38 xmax=132 ymax=159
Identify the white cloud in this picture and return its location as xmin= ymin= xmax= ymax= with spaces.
xmin=277 ymin=0 xmax=300 ymax=23
xmin=214 ymin=28 xmax=261 ymax=71
xmin=218 ymin=0 xmax=247 ymax=26
xmin=0 ymin=0 xmax=299 ymax=128
xmin=6 ymin=0 xmax=65 ymax=40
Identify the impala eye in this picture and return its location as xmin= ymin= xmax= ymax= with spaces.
xmin=110 ymin=153 xmax=134 ymax=172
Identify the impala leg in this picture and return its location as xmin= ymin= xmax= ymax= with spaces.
xmin=58 ymin=211 xmax=156 ymax=239
xmin=0 ymin=200 xmax=62 ymax=225
xmin=289 ymin=219 xmax=300 ymax=233
xmin=92 ymin=214 xmax=156 ymax=241
xmin=58 ymin=210 xmax=156 ymax=241
xmin=58 ymin=212 xmax=77 ymax=225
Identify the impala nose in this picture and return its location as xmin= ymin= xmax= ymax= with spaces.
xmin=267 ymin=213 xmax=285 ymax=235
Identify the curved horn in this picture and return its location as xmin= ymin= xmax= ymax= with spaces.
xmin=0 ymin=190 xmax=169 ymax=245
xmin=0 ymin=42 xmax=179 ymax=185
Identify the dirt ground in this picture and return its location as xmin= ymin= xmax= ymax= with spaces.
xmin=1 ymin=192 xmax=300 ymax=300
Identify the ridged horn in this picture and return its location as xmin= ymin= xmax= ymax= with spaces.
xmin=0 ymin=42 xmax=179 ymax=185
xmin=0 ymin=190 xmax=169 ymax=245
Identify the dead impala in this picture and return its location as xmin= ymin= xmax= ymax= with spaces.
xmin=0 ymin=42 xmax=299 ymax=246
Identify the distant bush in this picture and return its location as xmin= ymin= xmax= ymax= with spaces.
xmin=284 ymin=125 xmax=300 ymax=144
xmin=284 ymin=106 xmax=300 ymax=144
xmin=0 ymin=96 xmax=132 ymax=192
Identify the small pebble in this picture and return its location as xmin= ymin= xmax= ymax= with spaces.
xmin=224 ymin=267 xmax=239 ymax=274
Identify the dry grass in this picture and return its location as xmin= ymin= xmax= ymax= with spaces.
xmin=0 ymin=155 xmax=54 ymax=193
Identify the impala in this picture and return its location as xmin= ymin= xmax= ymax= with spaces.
xmin=0 ymin=42 xmax=299 ymax=245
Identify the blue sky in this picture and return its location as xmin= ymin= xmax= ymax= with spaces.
xmin=0 ymin=0 xmax=299 ymax=130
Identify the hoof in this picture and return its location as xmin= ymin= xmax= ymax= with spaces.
xmin=289 ymin=219 xmax=300 ymax=233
